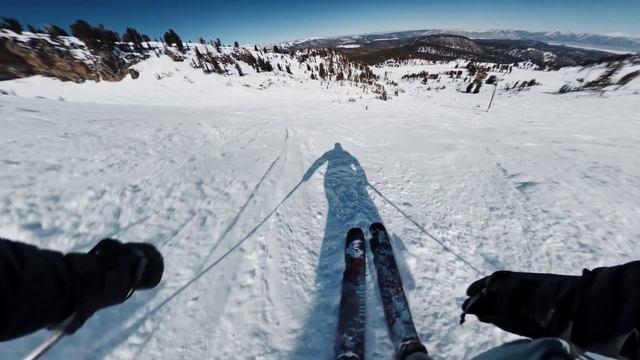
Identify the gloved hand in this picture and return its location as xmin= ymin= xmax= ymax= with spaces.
xmin=461 ymin=263 xmax=640 ymax=359
xmin=63 ymin=239 xmax=164 ymax=333
xmin=460 ymin=270 xmax=580 ymax=340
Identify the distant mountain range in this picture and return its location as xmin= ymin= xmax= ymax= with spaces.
xmin=282 ymin=32 xmax=621 ymax=68
xmin=282 ymin=29 xmax=640 ymax=53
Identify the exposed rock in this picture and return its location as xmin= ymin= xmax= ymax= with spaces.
xmin=0 ymin=32 xmax=140 ymax=82
xmin=164 ymin=48 xmax=184 ymax=62
xmin=93 ymin=49 xmax=129 ymax=81
xmin=129 ymin=68 xmax=140 ymax=79
xmin=0 ymin=37 xmax=96 ymax=82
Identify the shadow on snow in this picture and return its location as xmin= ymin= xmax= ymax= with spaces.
xmin=292 ymin=143 xmax=383 ymax=359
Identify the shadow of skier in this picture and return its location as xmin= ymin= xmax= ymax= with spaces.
xmin=292 ymin=143 xmax=382 ymax=359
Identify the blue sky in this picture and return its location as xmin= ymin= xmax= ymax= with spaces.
xmin=3 ymin=0 xmax=639 ymax=44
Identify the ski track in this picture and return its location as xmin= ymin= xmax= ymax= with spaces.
xmin=1 ymin=61 xmax=639 ymax=359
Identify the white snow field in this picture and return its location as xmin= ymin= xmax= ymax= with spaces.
xmin=1 ymin=56 xmax=640 ymax=360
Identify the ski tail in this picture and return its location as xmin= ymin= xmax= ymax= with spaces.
xmin=336 ymin=227 xmax=367 ymax=360
xmin=369 ymin=223 xmax=430 ymax=360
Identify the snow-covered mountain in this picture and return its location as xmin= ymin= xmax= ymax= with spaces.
xmin=286 ymin=29 xmax=640 ymax=53
xmin=1 ymin=25 xmax=640 ymax=360
xmin=2 ymin=28 xmax=638 ymax=106
xmin=430 ymin=29 xmax=640 ymax=53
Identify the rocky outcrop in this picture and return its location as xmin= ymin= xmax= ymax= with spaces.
xmin=0 ymin=36 xmax=96 ymax=82
xmin=129 ymin=68 xmax=140 ymax=79
xmin=93 ymin=49 xmax=131 ymax=81
xmin=0 ymin=32 xmax=137 ymax=82
xmin=164 ymin=49 xmax=184 ymax=62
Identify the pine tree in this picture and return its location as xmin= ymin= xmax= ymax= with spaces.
xmin=163 ymin=29 xmax=184 ymax=52
xmin=45 ymin=24 xmax=69 ymax=37
xmin=473 ymin=81 xmax=482 ymax=93
xmin=273 ymin=45 xmax=280 ymax=53
xmin=234 ymin=41 xmax=239 ymax=48
xmin=70 ymin=19 xmax=95 ymax=40
xmin=380 ymin=86 xmax=387 ymax=101
xmin=286 ymin=65 xmax=292 ymax=74
xmin=254 ymin=45 xmax=259 ymax=51
xmin=100 ymin=29 xmax=120 ymax=46
xmin=255 ymin=56 xmax=273 ymax=72
xmin=1 ymin=17 xmax=23 ymax=34
xmin=235 ymin=62 xmax=244 ymax=76
xmin=123 ymin=27 xmax=144 ymax=52
xmin=211 ymin=58 xmax=223 ymax=74
xmin=318 ymin=62 xmax=326 ymax=79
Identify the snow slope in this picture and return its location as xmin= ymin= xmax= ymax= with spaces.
xmin=0 ymin=43 xmax=376 ymax=107
xmin=1 ymin=57 xmax=640 ymax=359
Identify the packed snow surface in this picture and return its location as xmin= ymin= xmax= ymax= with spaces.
xmin=0 ymin=57 xmax=639 ymax=359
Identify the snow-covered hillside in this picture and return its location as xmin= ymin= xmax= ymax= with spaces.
xmin=1 ymin=51 xmax=640 ymax=359
xmin=0 ymin=37 xmax=382 ymax=106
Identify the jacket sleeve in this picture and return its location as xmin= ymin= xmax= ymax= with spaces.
xmin=0 ymin=238 xmax=97 ymax=341
xmin=471 ymin=338 xmax=617 ymax=360
xmin=462 ymin=261 xmax=640 ymax=360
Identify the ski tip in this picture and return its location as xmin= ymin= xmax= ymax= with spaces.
xmin=347 ymin=227 xmax=364 ymax=239
xmin=337 ymin=354 xmax=361 ymax=360
xmin=369 ymin=222 xmax=385 ymax=232
xmin=403 ymin=353 xmax=432 ymax=360
xmin=398 ymin=340 xmax=430 ymax=360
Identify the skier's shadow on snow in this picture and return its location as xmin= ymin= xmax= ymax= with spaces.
xmin=293 ymin=143 xmax=383 ymax=358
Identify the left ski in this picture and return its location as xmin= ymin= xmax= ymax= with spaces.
xmin=335 ymin=227 xmax=367 ymax=360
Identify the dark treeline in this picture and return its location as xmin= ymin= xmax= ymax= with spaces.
xmin=0 ymin=17 xmax=206 ymax=55
xmin=0 ymin=17 xmax=259 ymax=59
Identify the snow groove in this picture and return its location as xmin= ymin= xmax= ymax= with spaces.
xmin=368 ymin=181 xmax=487 ymax=276
xmin=198 ymin=129 xmax=290 ymax=267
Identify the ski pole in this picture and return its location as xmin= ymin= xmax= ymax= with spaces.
xmin=24 ymin=315 xmax=76 ymax=360
xmin=486 ymin=83 xmax=497 ymax=112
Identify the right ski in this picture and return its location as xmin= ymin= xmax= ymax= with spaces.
xmin=336 ymin=228 xmax=367 ymax=360
xmin=369 ymin=223 xmax=430 ymax=360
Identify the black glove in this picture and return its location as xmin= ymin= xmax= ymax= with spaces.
xmin=461 ymin=263 xmax=640 ymax=359
xmin=63 ymin=239 xmax=164 ymax=333
xmin=460 ymin=270 xmax=580 ymax=339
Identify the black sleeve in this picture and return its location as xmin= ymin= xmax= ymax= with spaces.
xmin=462 ymin=261 xmax=640 ymax=359
xmin=572 ymin=261 xmax=640 ymax=359
xmin=0 ymin=238 xmax=98 ymax=341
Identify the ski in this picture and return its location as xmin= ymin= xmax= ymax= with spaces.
xmin=336 ymin=228 xmax=367 ymax=360
xmin=369 ymin=223 xmax=430 ymax=360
